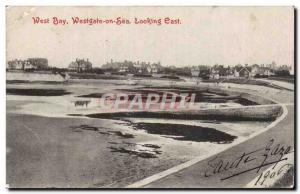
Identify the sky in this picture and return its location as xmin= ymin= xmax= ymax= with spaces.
xmin=6 ymin=6 xmax=294 ymax=68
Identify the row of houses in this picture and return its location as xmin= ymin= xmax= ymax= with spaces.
xmin=7 ymin=57 xmax=293 ymax=78
xmin=191 ymin=63 xmax=292 ymax=79
xmin=7 ymin=58 xmax=48 ymax=70
xmin=102 ymin=59 xmax=163 ymax=74
xmin=66 ymin=59 xmax=292 ymax=78
xmin=7 ymin=58 xmax=93 ymax=73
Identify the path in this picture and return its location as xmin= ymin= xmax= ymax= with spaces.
xmin=127 ymin=80 xmax=295 ymax=188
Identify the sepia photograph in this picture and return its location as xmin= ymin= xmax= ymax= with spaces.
xmin=6 ymin=6 xmax=295 ymax=189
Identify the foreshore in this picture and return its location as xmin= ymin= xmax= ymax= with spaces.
xmin=6 ymin=78 xmax=294 ymax=188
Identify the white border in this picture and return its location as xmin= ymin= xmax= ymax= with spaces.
xmin=1 ymin=0 xmax=299 ymax=6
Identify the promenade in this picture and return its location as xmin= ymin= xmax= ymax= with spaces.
xmin=127 ymin=81 xmax=295 ymax=188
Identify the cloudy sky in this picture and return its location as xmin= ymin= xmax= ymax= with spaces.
xmin=6 ymin=6 xmax=294 ymax=68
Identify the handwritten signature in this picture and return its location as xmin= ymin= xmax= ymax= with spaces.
xmin=204 ymin=139 xmax=293 ymax=181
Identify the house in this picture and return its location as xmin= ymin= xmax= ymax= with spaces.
xmin=150 ymin=63 xmax=159 ymax=74
xmin=135 ymin=62 xmax=159 ymax=74
xmin=68 ymin=58 xmax=92 ymax=72
xmin=239 ymin=67 xmax=252 ymax=77
xmin=102 ymin=60 xmax=161 ymax=75
xmin=146 ymin=64 xmax=152 ymax=73
xmin=234 ymin=65 xmax=251 ymax=78
xmin=195 ymin=65 xmax=209 ymax=79
xmin=119 ymin=65 xmax=128 ymax=73
xmin=210 ymin=67 xmax=220 ymax=79
xmin=210 ymin=64 xmax=231 ymax=79
xmin=68 ymin=62 xmax=78 ymax=71
xmin=265 ymin=68 xmax=275 ymax=76
xmin=27 ymin=58 xmax=48 ymax=70
xmin=24 ymin=61 xmax=34 ymax=70
xmin=133 ymin=61 xmax=140 ymax=68
xmin=7 ymin=59 xmax=24 ymax=70
xmin=191 ymin=67 xmax=200 ymax=77
xmin=7 ymin=58 xmax=49 ymax=71
xmin=210 ymin=72 xmax=220 ymax=79
xmin=251 ymin=64 xmax=275 ymax=77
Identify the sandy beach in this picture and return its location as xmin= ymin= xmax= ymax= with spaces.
xmin=6 ymin=78 xmax=291 ymax=188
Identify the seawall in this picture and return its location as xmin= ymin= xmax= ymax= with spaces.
xmin=84 ymin=85 xmax=282 ymax=121
xmin=6 ymin=72 xmax=65 ymax=82
xmin=85 ymin=105 xmax=282 ymax=121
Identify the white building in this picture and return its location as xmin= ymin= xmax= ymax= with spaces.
xmin=191 ymin=67 xmax=200 ymax=77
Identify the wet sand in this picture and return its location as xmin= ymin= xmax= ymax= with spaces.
xmin=6 ymin=88 xmax=71 ymax=96
xmin=7 ymin=113 xmax=187 ymax=188
xmin=6 ymin=112 xmax=270 ymax=188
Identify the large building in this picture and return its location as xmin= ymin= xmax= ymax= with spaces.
xmin=68 ymin=58 xmax=93 ymax=72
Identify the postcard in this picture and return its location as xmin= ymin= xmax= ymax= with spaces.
xmin=6 ymin=6 xmax=295 ymax=189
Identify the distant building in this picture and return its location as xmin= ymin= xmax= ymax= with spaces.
xmin=133 ymin=61 xmax=140 ymax=68
xmin=7 ymin=58 xmax=48 ymax=70
xmin=119 ymin=65 xmax=128 ymax=73
xmin=234 ymin=65 xmax=251 ymax=78
xmin=251 ymin=64 xmax=275 ymax=77
xmin=210 ymin=65 xmax=220 ymax=79
xmin=191 ymin=67 xmax=200 ymax=77
xmin=102 ymin=59 xmax=162 ymax=74
xmin=146 ymin=64 xmax=152 ymax=73
xmin=250 ymin=64 xmax=260 ymax=76
xmin=27 ymin=58 xmax=48 ymax=69
xmin=7 ymin=59 xmax=24 ymax=70
xmin=150 ymin=63 xmax=159 ymax=74
xmin=68 ymin=58 xmax=92 ymax=72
